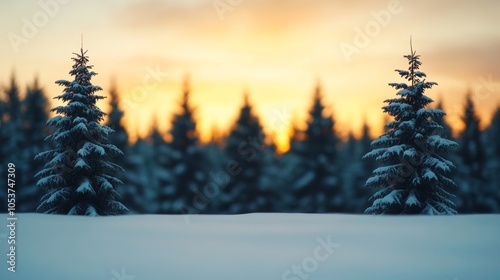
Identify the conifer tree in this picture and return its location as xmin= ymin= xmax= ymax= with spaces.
xmin=0 ymin=75 xmax=23 ymax=212
xmin=456 ymin=95 xmax=491 ymax=213
xmin=105 ymin=81 xmax=129 ymax=153
xmin=342 ymin=123 xmax=375 ymax=213
xmin=363 ymin=46 xmax=458 ymax=215
xmin=487 ymin=107 xmax=500 ymax=160
xmin=203 ymin=125 xmax=225 ymax=173
xmin=35 ymin=48 xmax=128 ymax=215
xmin=0 ymin=92 xmax=7 ymax=213
xmin=259 ymin=140 xmax=280 ymax=212
xmin=104 ymin=81 xmax=144 ymax=213
xmin=434 ymin=99 xmax=453 ymax=139
xmin=150 ymin=119 xmax=174 ymax=214
xmin=4 ymin=74 xmax=22 ymax=123
xmin=161 ymin=78 xmax=208 ymax=214
xmin=286 ymin=84 xmax=341 ymax=212
xmin=357 ymin=122 xmax=377 ymax=210
xmin=458 ymin=94 xmax=486 ymax=180
xmin=221 ymin=93 xmax=270 ymax=213
xmin=275 ymin=117 xmax=302 ymax=212
xmin=19 ymin=78 xmax=51 ymax=212
xmin=339 ymin=131 xmax=358 ymax=212
xmin=121 ymin=121 xmax=168 ymax=214
xmin=1 ymin=75 xmax=23 ymax=159
xmin=288 ymin=116 xmax=303 ymax=151
xmin=122 ymin=134 xmax=158 ymax=214
xmin=485 ymin=107 xmax=500 ymax=212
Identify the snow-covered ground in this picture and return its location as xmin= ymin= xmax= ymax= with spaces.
xmin=0 ymin=213 xmax=499 ymax=280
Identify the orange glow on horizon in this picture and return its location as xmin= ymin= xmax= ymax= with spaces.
xmin=1 ymin=0 xmax=499 ymax=154
xmin=109 ymin=79 xmax=492 ymax=154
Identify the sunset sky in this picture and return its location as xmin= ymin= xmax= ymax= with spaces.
xmin=1 ymin=0 xmax=499 ymax=152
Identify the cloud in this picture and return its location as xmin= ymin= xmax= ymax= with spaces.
xmin=111 ymin=0 xmax=366 ymax=38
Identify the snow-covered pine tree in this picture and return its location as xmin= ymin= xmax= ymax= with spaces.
xmin=19 ymin=78 xmax=51 ymax=212
xmin=35 ymin=48 xmax=128 ymax=216
xmin=221 ymin=93 xmax=271 ymax=213
xmin=286 ymin=84 xmax=341 ymax=213
xmin=363 ymin=46 xmax=458 ymax=215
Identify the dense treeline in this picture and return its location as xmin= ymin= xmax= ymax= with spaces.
xmin=1 ymin=70 xmax=499 ymax=214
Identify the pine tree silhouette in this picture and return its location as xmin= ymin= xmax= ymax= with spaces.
xmin=222 ymin=92 xmax=270 ymax=213
xmin=456 ymin=94 xmax=491 ymax=213
xmin=485 ymin=107 xmax=500 ymax=212
xmin=488 ymin=107 xmax=500 ymax=159
xmin=0 ymin=74 xmax=23 ymax=213
xmin=105 ymin=81 xmax=129 ymax=153
xmin=434 ymin=99 xmax=453 ymax=139
xmin=162 ymin=78 xmax=208 ymax=214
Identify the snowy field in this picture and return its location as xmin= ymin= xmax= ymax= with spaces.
xmin=0 ymin=214 xmax=499 ymax=280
